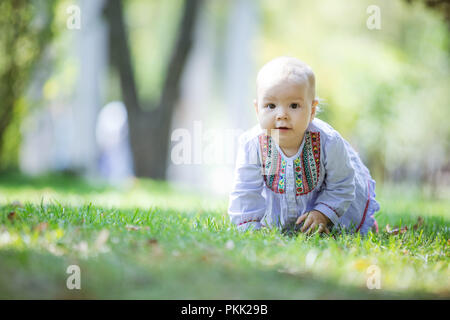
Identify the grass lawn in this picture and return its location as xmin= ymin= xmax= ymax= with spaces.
xmin=0 ymin=172 xmax=448 ymax=299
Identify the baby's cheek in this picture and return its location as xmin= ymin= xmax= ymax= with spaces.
xmin=260 ymin=111 xmax=274 ymax=128
xmin=259 ymin=117 xmax=273 ymax=129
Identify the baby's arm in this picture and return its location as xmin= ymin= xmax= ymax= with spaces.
xmin=228 ymin=135 xmax=266 ymax=232
xmin=312 ymin=132 xmax=356 ymax=227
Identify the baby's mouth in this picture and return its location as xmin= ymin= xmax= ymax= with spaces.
xmin=276 ymin=126 xmax=291 ymax=131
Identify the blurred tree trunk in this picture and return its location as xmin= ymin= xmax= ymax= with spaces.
xmin=104 ymin=0 xmax=201 ymax=179
xmin=0 ymin=1 xmax=56 ymax=169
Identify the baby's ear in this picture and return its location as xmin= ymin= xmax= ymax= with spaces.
xmin=253 ymin=99 xmax=258 ymax=114
xmin=310 ymin=99 xmax=318 ymax=120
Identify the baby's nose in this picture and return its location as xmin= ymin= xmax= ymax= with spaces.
xmin=276 ymin=110 xmax=288 ymax=119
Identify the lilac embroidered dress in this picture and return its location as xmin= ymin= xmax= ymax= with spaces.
xmin=228 ymin=118 xmax=380 ymax=234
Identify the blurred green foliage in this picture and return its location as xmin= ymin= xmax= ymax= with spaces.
xmin=120 ymin=0 xmax=449 ymax=185
xmin=257 ymin=0 xmax=450 ymax=184
xmin=0 ymin=0 xmax=57 ymax=170
xmin=1 ymin=0 xmax=448 ymax=187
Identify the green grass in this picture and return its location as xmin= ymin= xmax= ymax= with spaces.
xmin=0 ymin=171 xmax=448 ymax=299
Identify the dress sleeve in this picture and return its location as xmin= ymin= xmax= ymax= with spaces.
xmin=228 ymin=134 xmax=266 ymax=231
xmin=313 ymin=133 xmax=356 ymax=226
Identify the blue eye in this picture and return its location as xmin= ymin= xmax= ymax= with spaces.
xmin=266 ymin=103 xmax=276 ymax=109
xmin=290 ymin=103 xmax=299 ymax=109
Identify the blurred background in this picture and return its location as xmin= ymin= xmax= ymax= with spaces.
xmin=0 ymin=0 xmax=449 ymax=198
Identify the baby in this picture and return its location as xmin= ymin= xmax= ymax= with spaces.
xmin=228 ymin=56 xmax=380 ymax=235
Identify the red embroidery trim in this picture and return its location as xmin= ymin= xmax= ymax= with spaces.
xmin=300 ymin=160 xmax=309 ymax=194
xmin=272 ymin=153 xmax=282 ymax=193
xmin=356 ymin=180 xmax=371 ymax=232
xmin=238 ymin=219 xmax=260 ymax=226
xmin=258 ymin=131 xmax=320 ymax=195
xmin=296 ymin=132 xmax=321 ymax=196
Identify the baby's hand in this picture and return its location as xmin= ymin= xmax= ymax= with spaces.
xmin=295 ymin=210 xmax=331 ymax=235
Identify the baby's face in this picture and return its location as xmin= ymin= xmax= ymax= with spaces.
xmin=254 ymin=76 xmax=317 ymax=151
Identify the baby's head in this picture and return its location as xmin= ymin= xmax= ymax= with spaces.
xmin=254 ymin=56 xmax=318 ymax=153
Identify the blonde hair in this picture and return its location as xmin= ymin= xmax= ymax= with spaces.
xmin=256 ymin=56 xmax=317 ymax=103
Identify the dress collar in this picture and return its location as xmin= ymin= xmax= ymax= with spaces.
xmin=273 ymin=131 xmax=309 ymax=161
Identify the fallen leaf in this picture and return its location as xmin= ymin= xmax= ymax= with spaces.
xmin=413 ymin=216 xmax=424 ymax=230
xmin=7 ymin=211 xmax=17 ymax=222
xmin=390 ymin=228 xmax=399 ymax=235
xmin=126 ymin=225 xmax=140 ymax=231
xmin=387 ymin=225 xmax=408 ymax=235
xmin=33 ymin=222 xmax=49 ymax=232
xmin=148 ymin=238 xmax=158 ymax=245
xmin=385 ymin=224 xmax=391 ymax=233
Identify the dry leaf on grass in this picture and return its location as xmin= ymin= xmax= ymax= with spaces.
xmin=125 ymin=225 xmax=140 ymax=231
xmin=413 ymin=216 xmax=424 ymax=230
xmin=7 ymin=211 xmax=17 ymax=222
xmin=33 ymin=222 xmax=49 ymax=232
xmin=385 ymin=224 xmax=408 ymax=235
